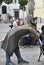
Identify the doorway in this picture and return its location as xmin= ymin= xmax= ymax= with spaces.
xmin=14 ymin=10 xmax=19 ymax=19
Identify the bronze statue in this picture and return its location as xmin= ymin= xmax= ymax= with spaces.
xmin=1 ymin=24 xmax=39 ymax=65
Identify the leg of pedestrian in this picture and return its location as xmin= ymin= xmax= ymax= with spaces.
xmin=38 ymin=47 xmax=43 ymax=62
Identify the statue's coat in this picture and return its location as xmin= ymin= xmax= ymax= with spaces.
xmin=1 ymin=25 xmax=39 ymax=56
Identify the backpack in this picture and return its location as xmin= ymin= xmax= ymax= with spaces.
xmin=42 ymin=39 xmax=44 ymax=45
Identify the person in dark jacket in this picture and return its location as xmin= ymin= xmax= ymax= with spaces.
xmin=31 ymin=17 xmax=37 ymax=30
xmin=38 ymin=25 xmax=44 ymax=62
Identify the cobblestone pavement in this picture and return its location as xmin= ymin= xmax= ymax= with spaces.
xmin=0 ymin=45 xmax=44 ymax=65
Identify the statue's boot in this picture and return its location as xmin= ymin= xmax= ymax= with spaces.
xmin=18 ymin=57 xmax=29 ymax=64
xmin=15 ymin=46 xmax=29 ymax=64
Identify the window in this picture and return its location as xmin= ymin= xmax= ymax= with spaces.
xmin=2 ymin=6 xmax=7 ymax=14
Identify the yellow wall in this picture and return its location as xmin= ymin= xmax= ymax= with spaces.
xmin=34 ymin=0 xmax=43 ymax=8
xmin=34 ymin=8 xmax=44 ymax=18
xmin=34 ymin=0 xmax=44 ymax=19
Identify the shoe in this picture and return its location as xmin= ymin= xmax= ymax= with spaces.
xmin=18 ymin=58 xmax=29 ymax=64
xmin=38 ymin=59 xmax=40 ymax=62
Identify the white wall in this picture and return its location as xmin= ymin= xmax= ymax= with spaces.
xmin=19 ymin=10 xmax=27 ymax=19
xmin=0 ymin=1 xmax=27 ymax=22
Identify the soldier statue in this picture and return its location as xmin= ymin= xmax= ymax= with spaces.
xmin=1 ymin=24 xmax=39 ymax=65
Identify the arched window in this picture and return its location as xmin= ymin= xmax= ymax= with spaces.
xmin=2 ymin=6 xmax=7 ymax=14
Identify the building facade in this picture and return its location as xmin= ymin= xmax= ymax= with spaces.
xmin=0 ymin=0 xmax=27 ymax=22
xmin=34 ymin=0 xmax=44 ymax=20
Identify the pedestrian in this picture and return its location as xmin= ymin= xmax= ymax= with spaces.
xmin=12 ymin=16 xmax=15 ymax=21
xmin=0 ymin=15 xmax=2 ymax=22
xmin=31 ymin=17 xmax=37 ymax=30
xmin=13 ymin=20 xmax=18 ymax=27
xmin=9 ymin=22 xmax=13 ymax=29
xmin=16 ymin=18 xmax=21 ymax=26
xmin=9 ymin=16 xmax=13 ymax=29
xmin=24 ymin=18 xmax=28 ymax=25
xmin=40 ymin=25 xmax=44 ymax=45
xmin=38 ymin=25 xmax=44 ymax=62
xmin=39 ymin=17 xmax=42 ymax=23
